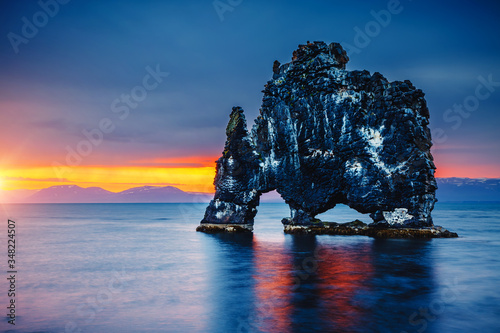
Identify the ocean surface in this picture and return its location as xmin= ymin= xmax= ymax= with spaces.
xmin=0 ymin=201 xmax=499 ymax=333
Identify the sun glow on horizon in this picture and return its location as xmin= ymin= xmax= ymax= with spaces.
xmin=0 ymin=165 xmax=217 ymax=193
xmin=1 ymin=157 xmax=499 ymax=193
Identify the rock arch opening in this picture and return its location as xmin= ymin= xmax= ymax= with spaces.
xmin=315 ymin=204 xmax=371 ymax=224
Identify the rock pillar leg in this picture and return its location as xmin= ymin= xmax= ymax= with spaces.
xmin=197 ymin=107 xmax=262 ymax=233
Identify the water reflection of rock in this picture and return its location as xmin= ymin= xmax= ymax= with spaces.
xmin=367 ymin=239 xmax=437 ymax=332
xmin=201 ymin=233 xmax=256 ymax=333
xmin=204 ymin=234 xmax=436 ymax=332
xmin=287 ymin=236 xmax=375 ymax=332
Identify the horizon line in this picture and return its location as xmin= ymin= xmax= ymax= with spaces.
xmin=1 ymin=176 xmax=500 ymax=194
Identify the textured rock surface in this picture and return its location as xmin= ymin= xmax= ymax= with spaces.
xmin=282 ymin=221 xmax=458 ymax=238
xmin=199 ymin=41 xmax=439 ymax=232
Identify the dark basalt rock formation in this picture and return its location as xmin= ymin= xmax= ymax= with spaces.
xmin=198 ymin=41 xmax=453 ymax=236
xmin=282 ymin=220 xmax=458 ymax=238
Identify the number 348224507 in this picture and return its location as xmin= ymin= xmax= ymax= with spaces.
xmin=7 ymin=220 xmax=15 ymax=268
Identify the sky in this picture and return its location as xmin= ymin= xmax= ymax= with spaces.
xmin=0 ymin=0 xmax=499 ymax=193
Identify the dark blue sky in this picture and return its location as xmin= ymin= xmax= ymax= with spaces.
xmin=1 ymin=0 xmax=499 ymax=177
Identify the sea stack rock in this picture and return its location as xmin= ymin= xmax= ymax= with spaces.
xmin=198 ymin=41 xmax=449 ymax=236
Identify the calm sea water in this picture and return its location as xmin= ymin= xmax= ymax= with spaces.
xmin=0 ymin=202 xmax=499 ymax=333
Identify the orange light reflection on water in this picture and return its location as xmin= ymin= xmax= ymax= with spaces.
xmin=250 ymin=238 xmax=374 ymax=332
xmin=252 ymin=238 xmax=294 ymax=332
xmin=315 ymin=243 xmax=374 ymax=331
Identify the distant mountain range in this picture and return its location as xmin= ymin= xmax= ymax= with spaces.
xmin=435 ymin=178 xmax=500 ymax=202
xmin=0 ymin=185 xmax=212 ymax=203
xmin=0 ymin=178 xmax=499 ymax=203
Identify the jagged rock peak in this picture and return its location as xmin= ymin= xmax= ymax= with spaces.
xmin=291 ymin=41 xmax=349 ymax=68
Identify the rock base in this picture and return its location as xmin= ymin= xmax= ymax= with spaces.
xmin=282 ymin=220 xmax=458 ymax=238
xmin=196 ymin=223 xmax=253 ymax=233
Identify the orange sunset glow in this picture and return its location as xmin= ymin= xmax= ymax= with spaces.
xmin=1 ymin=156 xmax=499 ymax=194
xmin=0 ymin=162 xmax=217 ymax=193
xmin=433 ymin=164 xmax=500 ymax=179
